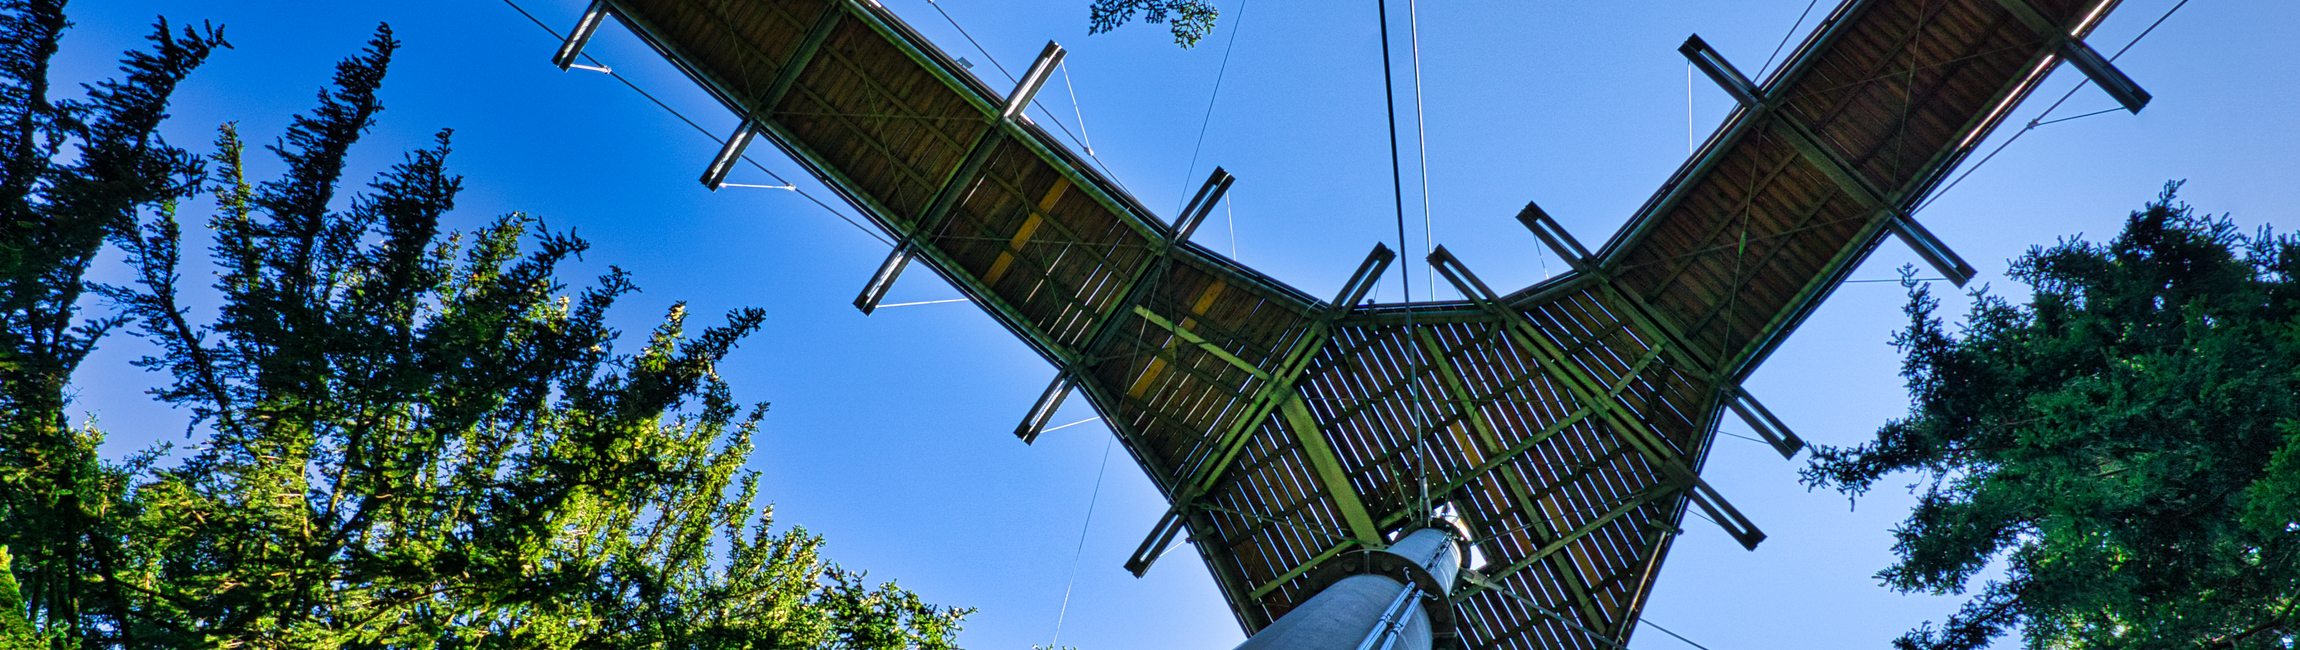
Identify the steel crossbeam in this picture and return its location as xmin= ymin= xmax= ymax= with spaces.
xmin=1455 ymin=485 xmax=1680 ymax=601
xmin=759 ymin=2 xmax=846 ymax=120
xmin=1125 ymin=246 xmax=1396 ymax=576
xmin=1683 ymin=33 xmax=1980 ymax=288
xmin=1431 ymin=247 xmax=1766 ymax=551
xmin=1517 ymin=203 xmax=1721 ymax=375
xmin=1989 ymin=0 xmax=2150 ymax=113
xmin=1412 ymin=328 xmax=1616 ymax=633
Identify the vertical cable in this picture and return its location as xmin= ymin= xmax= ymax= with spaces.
xmin=1226 ymin=193 xmax=1239 ymax=258
xmin=1376 ymin=0 xmax=1414 ymax=519
xmin=1048 ymin=434 xmax=1116 ymax=650
xmin=1403 ymin=0 xmax=1434 ymax=520
xmin=1176 ymin=0 xmax=1253 ymax=215
xmin=1407 ymin=0 xmax=1435 ymax=300
xmin=1376 ymin=0 xmax=1409 ymax=306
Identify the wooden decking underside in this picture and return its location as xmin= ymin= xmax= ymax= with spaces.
xmin=584 ymin=0 xmax=2123 ymax=647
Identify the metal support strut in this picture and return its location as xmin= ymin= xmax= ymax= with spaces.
xmin=1427 ymin=246 xmax=1767 ymax=551
xmin=1003 ymin=41 xmax=1067 ymax=121
xmin=1724 ymin=386 xmax=1806 ymax=460
xmin=1174 ymin=167 xmax=1236 ymax=241
xmin=1990 ymin=0 xmax=2151 ymax=113
xmin=1682 ymin=33 xmax=1978 ymax=287
xmin=1014 ymin=374 xmax=1073 ymax=444
xmin=551 ymin=0 xmax=611 ymax=70
xmin=854 ymin=41 xmax=1068 ymax=314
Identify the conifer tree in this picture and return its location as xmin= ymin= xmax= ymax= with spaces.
xmin=1806 ymin=185 xmax=2300 ymax=650
xmin=3 ymin=4 xmax=968 ymax=648
xmin=1 ymin=2 xmax=226 ymax=645
xmin=1086 ymin=0 xmax=1219 ymax=47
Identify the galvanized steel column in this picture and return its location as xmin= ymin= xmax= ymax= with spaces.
xmin=1232 ymin=528 xmax=1462 ymax=650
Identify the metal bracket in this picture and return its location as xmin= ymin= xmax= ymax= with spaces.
xmin=1125 ymin=505 xmax=1190 ymax=577
xmin=699 ymin=121 xmax=758 ymax=191
xmin=1722 ymin=386 xmax=1805 ymax=460
xmin=1516 ymin=202 xmax=1594 ymax=272
xmin=1329 ymin=243 xmax=1395 ymax=314
xmin=551 ymin=0 xmax=612 ymax=71
xmin=2055 ymin=39 xmax=2150 ymax=114
xmin=1679 ymin=471 xmax=1767 ymax=549
xmin=1884 ymin=212 xmax=1977 ymax=286
xmin=1679 ymin=34 xmax=1764 ymax=109
xmin=1990 ymin=0 xmax=2150 ymax=113
xmin=1014 ymin=373 xmax=1074 ymax=444
xmin=853 ymin=246 xmax=912 ymax=315
xmin=1002 ymin=41 xmax=1067 ymax=121
xmin=1173 ymin=167 xmax=1236 ymax=242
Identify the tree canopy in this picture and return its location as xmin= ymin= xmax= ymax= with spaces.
xmin=1086 ymin=0 xmax=1218 ymax=48
xmin=1 ymin=4 xmax=965 ymax=648
xmin=1804 ymin=184 xmax=2300 ymax=650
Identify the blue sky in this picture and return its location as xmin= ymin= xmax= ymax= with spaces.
xmin=54 ymin=0 xmax=2299 ymax=649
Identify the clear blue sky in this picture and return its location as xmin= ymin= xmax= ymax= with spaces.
xmin=55 ymin=0 xmax=2298 ymax=648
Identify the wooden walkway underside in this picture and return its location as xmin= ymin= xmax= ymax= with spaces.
xmin=581 ymin=0 xmax=2128 ymax=646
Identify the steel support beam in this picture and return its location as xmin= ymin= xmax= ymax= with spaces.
xmin=1724 ymin=386 xmax=1806 ymax=460
xmin=699 ymin=121 xmax=759 ymax=191
xmin=1515 ymin=202 xmax=1594 ymax=273
xmin=699 ymin=2 xmax=840 ymax=191
xmin=857 ymin=41 xmax=1065 ymax=314
xmin=853 ymin=126 xmax=1006 ymax=314
xmin=1456 ymin=485 xmax=1679 ymax=599
xmin=1131 ymin=306 xmax=1274 ymax=382
xmin=1173 ymin=168 xmax=1236 ymax=242
xmin=1682 ymin=33 xmax=1979 ymax=287
xmin=1515 ymin=202 xmax=1720 ymax=374
xmin=551 ymin=0 xmax=612 ymax=70
xmin=1267 ymin=310 xmax=1727 ymax=622
xmin=1990 ymin=0 xmax=2149 ymax=113
xmin=1126 ymin=246 xmax=1395 ymax=577
xmin=1680 ymin=34 xmax=1763 ymax=109
xmin=1430 ymin=246 xmax=1765 ymax=551
xmin=1174 ymin=246 xmax=1392 ymax=504
xmin=1001 ymin=41 xmax=1066 ymax=121
xmin=1412 ymin=328 xmax=1614 ymax=634
xmin=1774 ymin=116 xmax=1977 ymax=286
xmin=1071 ymin=167 xmax=1241 ymax=370
xmin=1014 ymin=373 xmax=1073 ymax=444
xmin=1124 ymin=506 xmax=1190 ymax=577
xmin=760 ymin=3 xmax=847 ymax=114
xmin=1279 ymin=396 xmax=1382 ymax=545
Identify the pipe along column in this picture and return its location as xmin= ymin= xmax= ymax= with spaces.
xmin=1232 ymin=527 xmax=1465 ymax=650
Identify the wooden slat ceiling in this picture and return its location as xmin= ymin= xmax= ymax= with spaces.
xmin=588 ymin=0 xmax=2126 ymax=647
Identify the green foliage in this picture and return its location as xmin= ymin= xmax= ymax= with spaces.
xmin=1804 ymin=183 xmax=2300 ymax=650
xmin=3 ymin=4 xmax=968 ymax=648
xmin=1 ymin=2 xmax=228 ymax=645
xmin=0 ymin=547 xmax=54 ymax=649
xmin=1086 ymin=0 xmax=1218 ymax=48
